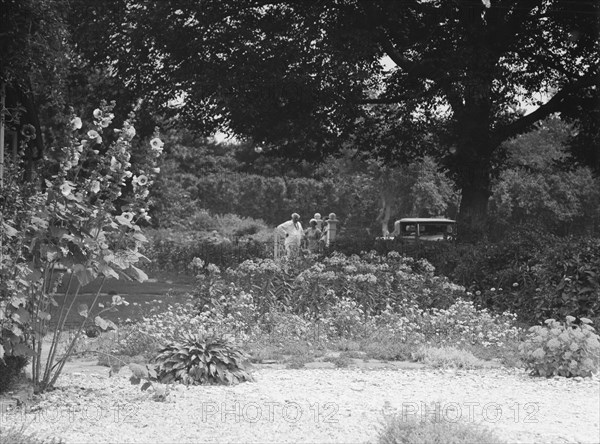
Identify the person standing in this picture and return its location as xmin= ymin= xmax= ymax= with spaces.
xmin=277 ymin=213 xmax=304 ymax=257
xmin=304 ymin=219 xmax=322 ymax=253
xmin=313 ymin=213 xmax=323 ymax=231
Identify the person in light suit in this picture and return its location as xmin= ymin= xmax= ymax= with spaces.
xmin=277 ymin=213 xmax=304 ymax=257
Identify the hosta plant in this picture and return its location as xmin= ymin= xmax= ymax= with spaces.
xmin=519 ymin=316 xmax=600 ymax=377
xmin=154 ymin=334 xmax=253 ymax=385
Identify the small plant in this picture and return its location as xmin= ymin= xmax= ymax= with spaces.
xmin=378 ymin=414 xmax=504 ymax=444
xmin=285 ymin=355 xmax=309 ymax=369
xmin=361 ymin=339 xmax=419 ymax=362
xmin=0 ymin=424 xmax=64 ymax=444
xmin=127 ymin=362 xmax=170 ymax=402
xmin=412 ymin=345 xmax=487 ymax=369
xmin=323 ymin=353 xmax=352 ymax=368
xmin=154 ymin=334 xmax=253 ymax=385
xmin=519 ymin=316 xmax=600 ymax=377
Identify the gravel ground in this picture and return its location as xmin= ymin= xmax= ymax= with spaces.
xmin=3 ymin=362 xmax=599 ymax=444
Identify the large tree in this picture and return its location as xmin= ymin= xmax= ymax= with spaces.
xmin=70 ymin=0 xmax=600 ymax=237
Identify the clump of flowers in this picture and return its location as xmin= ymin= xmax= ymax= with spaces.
xmin=418 ymin=299 xmax=521 ymax=347
xmin=321 ymin=297 xmax=365 ymax=338
xmin=519 ymin=316 xmax=600 ymax=377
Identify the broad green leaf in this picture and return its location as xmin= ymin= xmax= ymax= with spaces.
xmin=13 ymin=342 xmax=35 ymax=357
xmin=129 ymin=265 xmax=148 ymax=283
xmin=129 ymin=375 xmax=141 ymax=385
xmin=37 ymin=311 xmax=51 ymax=321
xmin=98 ymin=263 xmax=119 ymax=279
xmin=115 ymin=215 xmax=133 ymax=226
xmin=141 ymin=381 xmax=152 ymax=391
xmin=95 ymin=316 xmax=109 ymax=330
xmin=12 ymin=308 xmax=30 ymax=324
xmin=10 ymin=296 xmax=27 ymax=308
xmin=133 ymin=232 xmax=147 ymax=243
xmin=73 ymin=265 xmax=96 ymax=286
xmin=2 ymin=222 xmax=18 ymax=237
xmin=78 ymin=303 xmax=89 ymax=317
xmin=26 ymin=269 xmax=43 ymax=283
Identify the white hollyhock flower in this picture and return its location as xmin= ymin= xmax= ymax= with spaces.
xmin=71 ymin=117 xmax=82 ymax=130
xmin=90 ymin=180 xmax=101 ymax=193
xmin=60 ymin=182 xmax=73 ymax=196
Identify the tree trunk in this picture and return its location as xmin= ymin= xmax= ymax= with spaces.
xmin=453 ymin=100 xmax=496 ymax=241
xmin=376 ymin=191 xmax=392 ymax=237
xmin=458 ymin=185 xmax=490 ymax=241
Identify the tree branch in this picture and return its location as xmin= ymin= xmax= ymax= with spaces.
xmin=494 ymin=70 xmax=599 ymax=142
xmin=379 ymin=38 xmax=415 ymax=72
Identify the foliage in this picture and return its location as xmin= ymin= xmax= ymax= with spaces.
xmin=125 ymin=362 xmax=169 ymax=402
xmin=0 ymin=0 xmax=72 ymax=172
xmin=412 ymin=345 xmax=487 ymax=369
xmin=378 ymin=414 xmax=504 ymax=444
xmin=140 ymin=252 xmax=519 ymax=347
xmin=143 ymin=227 xmax=271 ymax=273
xmin=417 ymin=300 xmax=520 ymax=348
xmin=519 ymin=316 xmax=600 ymax=378
xmin=94 ymin=326 xmax=162 ymax=368
xmin=533 ymin=236 xmax=600 ymax=324
xmin=0 ymin=105 xmax=160 ymax=392
xmin=490 ymin=118 xmax=600 ymax=235
xmin=0 ymin=355 xmax=28 ymax=394
xmin=153 ymin=334 xmax=253 ymax=385
xmin=0 ymin=425 xmax=64 ymax=444
xmin=418 ymin=228 xmax=600 ymax=328
xmin=71 ymin=0 xmax=599 ymax=233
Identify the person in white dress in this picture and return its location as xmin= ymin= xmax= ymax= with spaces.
xmin=277 ymin=213 xmax=304 ymax=257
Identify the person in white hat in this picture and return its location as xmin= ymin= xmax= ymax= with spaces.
xmin=277 ymin=213 xmax=304 ymax=257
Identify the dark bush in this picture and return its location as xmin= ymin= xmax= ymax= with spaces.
xmin=144 ymin=229 xmax=271 ymax=273
xmin=0 ymin=355 xmax=29 ymax=394
xmin=407 ymin=227 xmax=600 ymax=327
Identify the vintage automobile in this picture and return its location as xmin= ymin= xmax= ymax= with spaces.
xmin=391 ymin=218 xmax=456 ymax=242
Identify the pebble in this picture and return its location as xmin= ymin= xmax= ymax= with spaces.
xmin=3 ymin=367 xmax=598 ymax=444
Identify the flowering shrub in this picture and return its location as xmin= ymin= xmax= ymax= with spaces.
xmin=218 ymin=251 xmax=464 ymax=319
xmin=321 ymin=297 xmax=366 ymax=338
xmin=418 ymin=299 xmax=521 ymax=348
xmin=519 ymin=316 xmax=600 ymax=377
xmin=0 ymin=103 xmax=161 ymax=391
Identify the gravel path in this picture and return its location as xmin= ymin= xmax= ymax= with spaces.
xmin=4 ymin=362 xmax=599 ymax=444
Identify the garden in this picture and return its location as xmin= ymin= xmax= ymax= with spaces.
xmin=2 ymin=1 xmax=600 ymax=443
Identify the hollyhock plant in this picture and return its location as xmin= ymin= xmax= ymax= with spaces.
xmin=0 ymin=100 xmax=163 ymax=393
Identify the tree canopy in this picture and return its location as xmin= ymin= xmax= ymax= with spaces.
xmin=2 ymin=0 xmax=597 ymax=237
